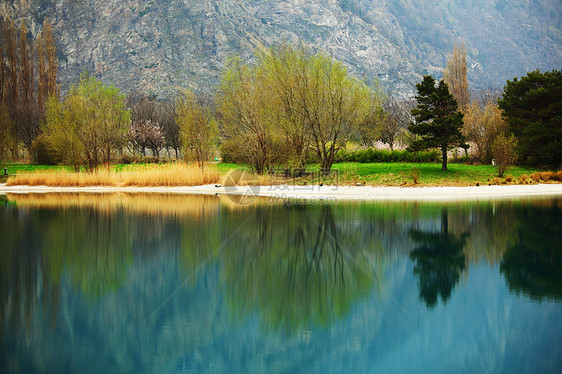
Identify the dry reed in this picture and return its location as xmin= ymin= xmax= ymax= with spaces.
xmin=6 ymin=163 xmax=220 ymax=187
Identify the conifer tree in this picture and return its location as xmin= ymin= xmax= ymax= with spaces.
xmin=408 ymin=76 xmax=467 ymax=171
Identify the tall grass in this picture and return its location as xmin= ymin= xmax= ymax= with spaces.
xmin=6 ymin=163 xmax=220 ymax=187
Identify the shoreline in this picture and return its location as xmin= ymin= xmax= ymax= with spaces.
xmin=1 ymin=183 xmax=562 ymax=202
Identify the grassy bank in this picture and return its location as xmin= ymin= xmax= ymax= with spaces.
xmin=3 ymin=161 xmax=558 ymax=187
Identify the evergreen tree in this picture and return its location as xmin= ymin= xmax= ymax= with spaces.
xmin=497 ymin=70 xmax=562 ymax=170
xmin=408 ymin=76 xmax=466 ymax=171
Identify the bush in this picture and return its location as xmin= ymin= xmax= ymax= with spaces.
xmin=139 ymin=156 xmax=160 ymax=164
xmin=531 ymin=171 xmax=562 ymax=182
xmin=336 ymin=148 xmax=439 ymax=163
xmin=117 ymin=154 xmax=136 ymax=164
xmin=30 ymin=135 xmax=59 ymax=165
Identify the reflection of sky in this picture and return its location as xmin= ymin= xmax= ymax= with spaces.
xmin=2 ymin=253 xmax=561 ymax=374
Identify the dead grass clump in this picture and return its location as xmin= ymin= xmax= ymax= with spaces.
xmin=530 ymin=171 xmax=562 ymax=182
xmin=6 ymin=163 xmax=220 ymax=187
xmin=518 ymin=174 xmax=528 ymax=184
xmin=505 ymin=175 xmax=513 ymax=183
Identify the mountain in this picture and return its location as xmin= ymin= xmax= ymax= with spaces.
xmin=5 ymin=0 xmax=561 ymax=97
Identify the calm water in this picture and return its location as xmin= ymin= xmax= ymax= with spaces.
xmin=1 ymin=193 xmax=561 ymax=373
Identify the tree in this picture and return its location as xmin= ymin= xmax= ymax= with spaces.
xmin=463 ymin=100 xmax=509 ymax=163
xmin=217 ymin=57 xmax=283 ymax=174
xmin=443 ymin=43 xmax=469 ymax=112
xmin=176 ymin=89 xmax=217 ymax=168
xmin=128 ymin=119 xmax=165 ymax=157
xmin=127 ymin=94 xmax=179 ymax=158
xmin=43 ymin=74 xmax=130 ymax=171
xmin=498 ymin=70 xmax=562 ymax=170
xmin=408 ymin=76 xmax=467 ymax=171
xmin=0 ymin=103 xmax=14 ymax=169
xmin=491 ymin=133 xmax=517 ymax=177
xmin=36 ymin=18 xmax=59 ymax=109
xmin=377 ymin=95 xmax=413 ymax=150
xmin=218 ymin=44 xmax=374 ymax=173
xmin=294 ymin=50 xmax=372 ymax=172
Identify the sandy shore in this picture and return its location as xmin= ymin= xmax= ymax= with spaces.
xmin=1 ymin=183 xmax=562 ymax=201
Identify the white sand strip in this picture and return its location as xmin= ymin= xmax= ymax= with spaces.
xmin=1 ymin=183 xmax=562 ymax=201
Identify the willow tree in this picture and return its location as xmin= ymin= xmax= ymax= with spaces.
xmin=296 ymin=50 xmax=372 ymax=172
xmin=218 ymin=44 xmax=375 ymax=173
xmin=217 ymin=57 xmax=284 ymax=174
xmin=43 ymin=74 xmax=130 ymax=171
xmin=443 ymin=43 xmax=469 ymax=112
xmin=176 ymin=89 xmax=217 ymax=168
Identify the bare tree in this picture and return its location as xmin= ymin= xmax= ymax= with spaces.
xmin=128 ymin=94 xmax=179 ymax=158
xmin=37 ymin=18 xmax=58 ymax=109
xmin=443 ymin=43 xmax=469 ymax=112
xmin=379 ymin=96 xmax=414 ymax=150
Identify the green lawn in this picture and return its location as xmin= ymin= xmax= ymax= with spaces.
xmin=330 ymin=162 xmax=539 ymax=186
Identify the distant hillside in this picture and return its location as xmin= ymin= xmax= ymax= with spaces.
xmin=4 ymin=0 xmax=561 ymax=97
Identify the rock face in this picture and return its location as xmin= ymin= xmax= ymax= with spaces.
xmin=10 ymin=0 xmax=562 ymax=97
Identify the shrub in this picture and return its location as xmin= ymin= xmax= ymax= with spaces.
xmin=336 ymin=148 xmax=439 ymax=163
xmin=531 ymin=171 xmax=562 ymax=182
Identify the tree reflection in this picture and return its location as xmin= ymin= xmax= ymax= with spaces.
xmin=217 ymin=204 xmax=384 ymax=332
xmin=42 ymin=208 xmax=133 ymax=298
xmin=500 ymin=202 xmax=562 ymax=301
xmin=0 ymin=204 xmax=60 ymax=336
xmin=409 ymin=209 xmax=468 ymax=308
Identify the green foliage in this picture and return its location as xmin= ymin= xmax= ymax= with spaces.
xmin=217 ymin=44 xmax=378 ymax=173
xmin=498 ymin=70 xmax=562 ymax=170
xmin=337 ymin=148 xmax=439 ymax=163
xmin=408 ymin=76 xmax=467 ymax=171
xmin=42 ymin=74 xmax=130 ymax=171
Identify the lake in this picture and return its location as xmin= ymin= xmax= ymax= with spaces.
xmin=1 ymin=193 xmax=561 ymax=373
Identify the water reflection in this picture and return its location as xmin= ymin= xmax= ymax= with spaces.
xmin=500 ymin=202 xmax=562 ymax=301
xmin=1 ymin=194 xmax=561 ymax=373
xmin=217 ymin=205 xmax=384 ymax=332
xmin=409 ymin=209 xmax=468 ymax=307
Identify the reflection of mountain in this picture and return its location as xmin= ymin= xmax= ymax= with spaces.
xmin=501 ymin=203 xmax=562 ymax=302
xmin=409 ymin=209 xmax=468 ymax=308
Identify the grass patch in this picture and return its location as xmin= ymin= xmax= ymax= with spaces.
xmin=329 ymin=162 xmax=541 ymax=186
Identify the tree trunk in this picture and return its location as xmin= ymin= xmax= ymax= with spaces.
xmin=441 ymin=146 xmax=448 ymax=171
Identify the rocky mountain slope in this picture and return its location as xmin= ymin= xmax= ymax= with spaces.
xmin=5 ymin=0 xmax=561 ymax=97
